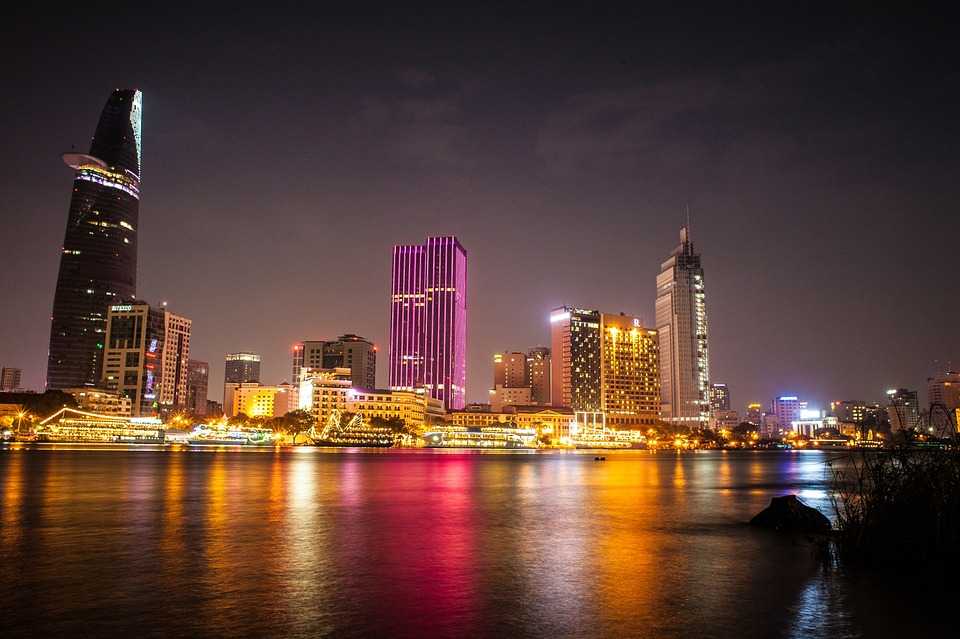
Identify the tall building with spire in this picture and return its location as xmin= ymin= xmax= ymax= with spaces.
xmin=389 ymin=236 xmax=467 ymax=410
xmin=655 ymin=226 xmax=710 ymax=425
xmin=47 ymin=89 xmax=143 ymax=389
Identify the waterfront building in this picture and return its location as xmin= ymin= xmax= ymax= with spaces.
xmin=389 ymin=236 xmax=467 ymax=410
xmin=63 ymin=387 xmax=132 ymax=417
xmin=829 ymin=400 xmax=868 ymax=425
xmin=761 ymin=412 xmax=780 ymax=439
xmin=886 ymin=388 xmax=920 ymax=431
xmin=101 ymin=302 xmax=191 ymax=417
xmin=489 ymin=385 xmax=533 ymax=412
xmin=294 ymin=335 xmax=376 ymax=390
xmin=710 ymin=409 xmax=739 ymax=431
xmin=225 ymin=382 xmax=298 ymax=418
xmin=493 ymin=352 xmax=527 ymax=389
xmin=745 ymin=403 xmax=763 ymax=426
xmin=550 ymin=307 xmax=601 ymax=411
xmin=346 ymin=388 xmax=445 ymax=431
xmin=792 ymin=415 xmax=840 ymax=438
xmin=0 ymin=367 xmax=22 ymax=392
xmin=599 ymin=313 xmax=660 ymax=428
xmin=206 ymin=400 xmax=223 ymax=417
xmin=710 ymin=383 xmax=730 ymax=411
xmin=550 ymin=308 xmax=659 ymax=425
xmin=47 ymin=90 xmax=143 ymax=390
xmin=186 ymin=360 xmax=209 ymax=415
xmin=771 ymin=396 xmax=802 ymax=435
xmin=927 ymin=371 xmax=960 ymax=409
xmin=225 ymin=352 xmax=261 ymax=384
xmin=449 ymin=405 xmax=575 ymax=438
xmin=655 ymin=226 xmax=710 ymax=426
xmin=526 ymin=347 xmax=551 ymax=405
xmin=299 ymin=368 xmax=353 ymax=425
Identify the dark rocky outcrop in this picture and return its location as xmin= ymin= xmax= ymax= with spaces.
xmin=750 ymin=495 xmax=831 ymax=533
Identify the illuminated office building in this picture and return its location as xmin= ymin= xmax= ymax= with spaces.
xmin=710 ymin=383 xmax=730 ymax=411
xmin=101 ymin=302 xmax=191 ymax=417
xmin=47 ymin=89 xmax=143 ymax=390
xmin=927 ymin=371 xmax=960 ymax=410
xmin=829 ymin=400 xmax=868 ymax=424
xmin=389 ymin=236 xmax=467 ymax=410
xmin=599 ymin=313 xmax=660 ymax=427
xmin=225 ymin=382 xmax=298 ymax=418
xmin=186 ymin=360 xmax=209 ymax=415
xmin=886 ymin=388 xmax=920 ymax=431
xmin=771 ymin=396 xmax=802 ymax=433
xmin=293 ymin=335 xmax=376 ymax=390
xmin=225 ymin=352 xmax=261 ymax=383
xmin=0 ymin=367 xmax=22 ymax=392
xmin=656 ymin=226 xmax=710 ymax=425
xmin=550 ymin=307 xmax=601 ymax=411
xmin=493 ymin=352 xmax=527 ymax=389
xmin=526 ymin=347 xmax=551 ymax=405
xmin=745 ymin=403 xmax=763 ymax=426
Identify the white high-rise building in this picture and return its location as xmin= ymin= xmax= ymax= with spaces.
xmin=655 ymin=226 xmax=709 ymax=426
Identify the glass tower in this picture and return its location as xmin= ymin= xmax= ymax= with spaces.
xmin=655 ymin=226 xmax=710 ymax=425
xmin=47 ymin=89 xmax=143 ymax=390
xmin=389 ymin=236 xmax=467 ymax=410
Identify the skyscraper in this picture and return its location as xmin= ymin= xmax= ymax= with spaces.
xmin=771 ymin=396 xmax=802 ymax=433
xmin=101 ymin=301 xmax=190 ymax=417
xmin=0 ymin=367 xmax=22 ymax=392
xmin=710 ymin=383 xmax=730 ymax=411
xmin=599 ymin=313 xmax=660 ymax=427
xmin=927 ymin=371 xmax=960 ymax=410
xmin=886 ymin=388 xmax=920 ymax=431
xmin=225 ymin=352 xmax=261 ymax=384
xmin=389 ymin=236 xmax=467 ymax=410
xmin=186 ymin=360 xmax=209 ymax=415
xmin=493 ymin=352 xmax=527 ymax=388
xmin=292 ymin=336 xmax=376 ymax=390
xmin=655 ymin=226 xmax=710 ymax=425
xmin=526 ymin=347 xmax=551 ymax=405
xmin=47 ymin=90 xmax=143 ymax=390
xmin=550 ymin=307 xmax=601 ymax=411
xmin=550 ymin=307 xmax=660 ymax=423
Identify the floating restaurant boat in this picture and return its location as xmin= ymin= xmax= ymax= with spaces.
xmin=423 ymin=425 xmax=537 ymax=449
xmin=33 ymin=408 xmax=164 ymax=443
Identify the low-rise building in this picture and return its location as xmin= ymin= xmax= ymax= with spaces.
xmin=489 ymin=384 xmax=532 ymax=412
xmin=64 ymin=387 xmax=132 ymax=417
xmin=225 ymin=382 xmax=299 ymax=418
xmin=346 ymin=388 xmax=445 ymax=430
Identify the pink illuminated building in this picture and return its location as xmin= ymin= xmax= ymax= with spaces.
xmin=389 ymin=236 xmax=467 ymax=410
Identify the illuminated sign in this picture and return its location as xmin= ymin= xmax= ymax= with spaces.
xmin=632 ymin=318 xmax=641 ymax=327
xmin=111 ymin=305 xmax=133 ymax=312
xmin=778 ymin=396 xmax=798 ymax=401
xmin=550 ymin=311 xmax=570 ymax=323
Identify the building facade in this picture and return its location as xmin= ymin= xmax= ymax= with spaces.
xmin=489 ymin=385 xmax=533 ymax=412
xmin=886 ymin=388 xmax=920 ymax=431
xmin=771 ymin=396 xmax=802 ymax=435
xmin=101 ymin=302 xmax=191 ymax=417
xmin=599 ymin=313 xmax=660 ymax=427
xmin=298 ymin=368 xmax=353 ymax=426
xmin=655 ymin=226 xmax=710 ymax=425
xmin=927 ymin=371 xmax=960 ymax=410
xmin=493 ymin=352 xmax=527 ymax=389
xmin=225 ymin=352 xmax=261 ymax=384
xmin=64 ymin=387 xmax=132 ymax=416
xmin=0 ymin=367 xmax=22 ymax=392
xmin=526 ymin=347 xmax=551 ymax=405
xmin=346 ymin=388 xmax=445 ymax=431
xmin=710 ymin=383 xmax=730 ymax=411
xmin=186 ymin=360 xmax=209 ymax=415
xmin=745 ymin=403 xmax=763 ymax=426
xmin=550 ymin=307 xmax=601 ymax=411
xmin=389 ymin=236 xmax=467 ymax=410
xmin=48 ymin=89 xmax=143 ymax=390
xmin=294 ymin=335 xmax=376 ymax=390
xmin=225 ymin=382 xmax=298 ymax=418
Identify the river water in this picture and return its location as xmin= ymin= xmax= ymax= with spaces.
xmin=0 ymin=447 xmax=951 ymax=637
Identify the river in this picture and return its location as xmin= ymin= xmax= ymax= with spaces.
xmin=0 ymin=447 xmax=951 ymax=637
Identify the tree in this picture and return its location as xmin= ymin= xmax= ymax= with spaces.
xmin=282 ymin=409 xmax=315 ymax=444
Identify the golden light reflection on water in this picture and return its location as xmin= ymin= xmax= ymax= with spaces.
xmin=0 ymin=452 xmax=24 ymax=549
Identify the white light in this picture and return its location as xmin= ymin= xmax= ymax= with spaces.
xmin=550 ymin=311 xmax=570 ymax=323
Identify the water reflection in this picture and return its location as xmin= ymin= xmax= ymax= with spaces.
xmin=0 ymin=448 xmax=938 ymax=638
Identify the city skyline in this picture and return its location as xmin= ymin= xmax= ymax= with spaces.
xmin=1 ymin=7 xmax=957 ymax=408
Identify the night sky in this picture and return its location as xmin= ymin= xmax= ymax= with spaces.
xmin=1 ymin=6 xmax=957 ymax=410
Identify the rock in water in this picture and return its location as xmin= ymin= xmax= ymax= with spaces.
xmin=750 ymin=495 xmax=831 ymax=533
